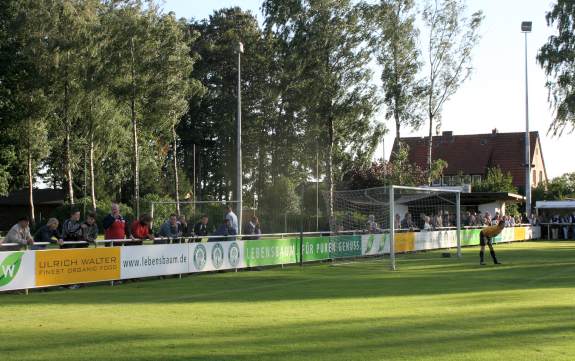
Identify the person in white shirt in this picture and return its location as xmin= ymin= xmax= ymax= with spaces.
xmin=3 ymin=217 xmax=34 ymax=250
xmin=225 ymin=205 xmax=238 ymax=234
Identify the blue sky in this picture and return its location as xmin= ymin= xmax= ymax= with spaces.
xmin=161 ymin=0 xmax=572 ymax=179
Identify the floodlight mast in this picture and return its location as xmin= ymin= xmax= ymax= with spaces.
xmin=521 ymin=21 xmax=532 ymax=217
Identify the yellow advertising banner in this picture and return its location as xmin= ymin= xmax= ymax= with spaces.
xmin=35 ymin=248 xmax=120 ymax=287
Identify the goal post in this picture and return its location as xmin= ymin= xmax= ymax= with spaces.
xmin=329 ymin=185 xmax=462 ymax=270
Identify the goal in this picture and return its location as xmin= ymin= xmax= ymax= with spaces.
xmin=328 ymin=185 xmax=462 ymax=270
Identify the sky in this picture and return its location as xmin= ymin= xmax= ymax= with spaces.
xmin=160 ymin=0 xmax=572 ymax=179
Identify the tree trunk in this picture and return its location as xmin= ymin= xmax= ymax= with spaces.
xmin=172 ymin=124 xmax=180 ymax=215
xmin=395 ymin=111 xmax=401 ymax=147
xmin=130 ymin=37 xmax=140 ymax=217
xmin=64 ymin=68 xmax=75 ymax=205
xmin=27 ymin=151 xmax=35 ymax=225
xmin=326 ymin=116 xmax=334 ymax=220
xmin=427 ymin=113 xmax=433 ymax=185
xmin=65 ymin=126 xmax=75 ymax=205
xmin=89 ymin=135 xmax=96 ymax=212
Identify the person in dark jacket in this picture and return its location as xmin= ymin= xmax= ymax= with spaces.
xmin=193 ymin=215 xmax=209 ymax=241
xmin=33 ymin=218 xmax=62 ymax=249
xmin=244 ymin=215 xmax=261 ymax=240
xmin=82 ymin=212 xmax=99 ymax=244
xmin=213 ymin=218 xmax=237 ymax=242
xmin=62 ymin=209 xmax=87 ymax=248
xmin=158 ymin=214 xmax=181 ymax=244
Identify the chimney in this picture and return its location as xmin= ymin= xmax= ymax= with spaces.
xmin=492 ymin=128 xmax=498 ymax=134
xmin=442 ymin=131 xmax=453 ymax=137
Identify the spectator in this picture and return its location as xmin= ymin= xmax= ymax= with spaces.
xmin=401 ymin=212 xmax=416 ymax=230
xmin=468 ymin=214 xmax=476 ymax=227
xmin=394 ymin=214 xmax=401 ymax=230
xmin=103 ymin=203 xmax=129 ymax=246
xmin=570 ymin=212 xmax=575 ymax=240
xmin=194 ymin=215 xmax=209 ymax=239
xmin=33 ymin=218 xmax=62 ymax=249
xmin=131 ymin=213 xmax=154 ymax=245
xmin=158 ymin=214 xmax=181 ymax=244
xmin=62 ymin=209 xmax=87 ymax=248
xmin=82 ymin=212 xmax=98 ymax=244
xmin=178 ymin=215 xmax=192 ymax=238
xmin=551 ymin=214 xmax=560 ymax=239
xmin=561 ymin=214 xmax=570 ymax=240
xmin=244 ymin=215 xmax=261 ymax=240
xmin=214 ymin=218 xmax=237 ymax=242
xmin=225 ymin=205 xmax=239 ymax=234
xmin=423 ymin=216 xmax=433 ymax=231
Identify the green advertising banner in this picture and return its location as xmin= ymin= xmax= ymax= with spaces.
xmin=244 ymin=238 xmax=300 ymax=266
xmin=302 ymin=237 xmax=330 ymax=262
xmin=460 ymin=229 xmax=481 ymax=246
xmin=329 ymin=235 xmax=362 ymax=258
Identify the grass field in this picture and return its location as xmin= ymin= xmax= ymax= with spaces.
xmin=1 ymin=241 xmax=574 ymax=361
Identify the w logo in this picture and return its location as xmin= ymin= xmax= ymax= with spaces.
xmin=0 ymin=252 xmax=24 ymax=287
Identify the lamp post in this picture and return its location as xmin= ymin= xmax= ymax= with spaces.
xmin=237 ymin=41 xmax=244 ymax=234
xmin=521 ymin=21 xmax=532 ymax=217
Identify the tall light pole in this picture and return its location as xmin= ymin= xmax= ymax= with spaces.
xmin=236 ymin=41 xmax=244 ymax=234
xmin=521 ymin=21 xmax=532 ymax=217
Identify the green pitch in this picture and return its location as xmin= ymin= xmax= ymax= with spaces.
xmin=1 ymin=241 xmax=574 ymax=361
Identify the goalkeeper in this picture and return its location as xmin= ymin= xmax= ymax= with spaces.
xmin=479 ymin=220 xmax=504 ymax=265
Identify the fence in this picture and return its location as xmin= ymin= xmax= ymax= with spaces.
xmin=0 ymin=225 xmax=541 ymax=293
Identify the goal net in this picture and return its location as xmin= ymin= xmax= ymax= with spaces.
xmin=328 ymin=185 xmax=461 ymax=270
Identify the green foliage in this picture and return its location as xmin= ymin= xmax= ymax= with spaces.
xmin=473 ymin=167 xmax=517 ymax=193
xmin=533 ymin=172 xmax=575 ymax=201
xmin=369 ymin=0 xmax=425 ymax=140
xmin=538 ymin=0 xmax=575 ymax=135
xmin=259 ymin=177 xmax=301 ymax=215
xmin=341 ymin=143 xmax=446 ymax=189
xmin=422 ymin=0 xmax=483 ymax=178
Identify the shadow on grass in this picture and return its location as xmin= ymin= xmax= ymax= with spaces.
xmin=2 ymin=305 xmax=574 ymax=361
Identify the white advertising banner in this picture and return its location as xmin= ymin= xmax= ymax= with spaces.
xmin=361 ymin=234 xmax=389 ymax=256
xmin=0 ymin=250 xmax=35 ymax=291
xmin=415 ymin=230 xmax=457 ymax=251
xmin=120 ymin=244 xmax=189 ymax=279
xmin=188 ymin=241 xmax=245 ymax=272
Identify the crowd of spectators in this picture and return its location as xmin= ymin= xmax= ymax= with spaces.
xmin=368 ymin=209 xmax=541 ymax=233
xmin=0 ymin=203 xmax=262 ymax=251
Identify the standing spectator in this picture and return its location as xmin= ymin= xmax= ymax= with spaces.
xmin=81 ymin=212 xmax=99 ymax=244
xmin=551 ymin=214 xmax=560 ymax=239
xmin=570 ymin=212 xmax=575 ymax=240
xmin=131 ymin=214 xmax=153 ymax=245
xmin=423 ymin=216 xmax=433 ymax=231
xmin=225 ymin=205 xmax=238 ymax=234
xmin=214 ymin=218 xmax=237 ymax=242
xmin=103 ymin=203 xmax=129 ymax=246
xmin=158 ymin=214 xmax=181 ymax=244
xmin=244 ymin=215 xmax=261 ymax=240
xmin=194 ymin=215 xmax=209 ymax=240
xmin=62 ymin=209 xmax=87 ymax=248
xmin=33 ymin=218 xmax=62 ymax=249
xmin=394 ymin=214 xmax=401 ymax=230
xmin=561 ymin=214 xmax=570 ymax=240
xmin=401 ymin=212 xmax=416 ymax=230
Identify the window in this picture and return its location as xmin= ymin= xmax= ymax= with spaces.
xmin=472 ymin=175 xmax=482 ymax=184
xmin=533 ymin=170 xmax=537 ymax=186
xmin=432 ymin=178 xmax=441 ymax=186
xmin=442 ymin=176 xmax=450 ymax=186
xmin=539 ymin=171 xmax=543 ymax=184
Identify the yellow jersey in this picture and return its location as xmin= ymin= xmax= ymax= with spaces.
xmin=481 ymin=223 xmax=505 ymax=238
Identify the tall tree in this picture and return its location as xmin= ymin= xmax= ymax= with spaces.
xmin=371 ymin=0 xmax=424 ymax=146
xmin=263 ymin=0 xmax=384 ymax=217
xmin=422 ymin=0 xmax=483 ymax=182
xmin=538 ymin=1 xmax=575 ymax=135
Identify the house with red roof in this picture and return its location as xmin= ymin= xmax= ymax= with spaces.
xmin=391 ymin=129 xmax=548 ymax=193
